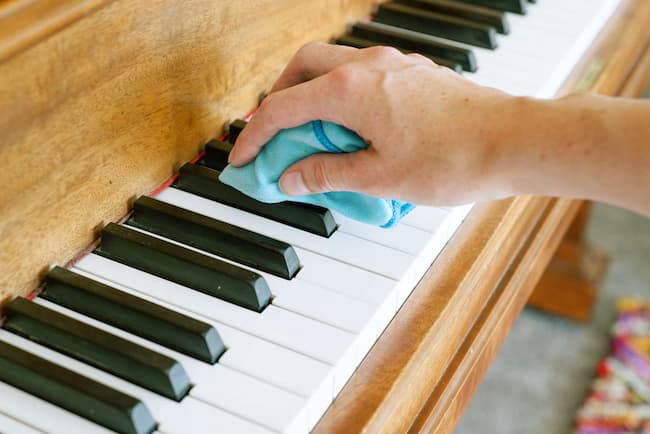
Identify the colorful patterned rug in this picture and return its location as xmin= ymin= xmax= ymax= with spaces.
xmin=575 ymin=299 xmax=650 ymax=434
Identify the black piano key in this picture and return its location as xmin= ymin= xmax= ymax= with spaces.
xmin=349 ymin=21 xmax=477 ymax=72
xmin=42 ymin=266 xmax=225 ymax=364
xmin=202 ymin=139 xmax=233 ymax=171
xmin=128 ymin=196 xmax=300 ymax=279
xmin=228 ymin=119 xmax=248 ymax=143
xmin=374 ymin=2 xmax=497 ymax=49
xmin=394 ymin=0 xmax=509 ymax=34
xmin=3 ymin=297 xmax=190 ymax=401
xmin=174 ymin=163 xmax=338 ymax=237
xmin=0 ymin=339 xmax=156 ymax=434
xmin=96 ymin=223 xmax=272 ymax=312
xmin=335 ymin=35 xmax=463 ymax=73
xmin=454 ymin=0 xmax=526 ymax=14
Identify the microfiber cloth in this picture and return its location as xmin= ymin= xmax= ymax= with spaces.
xmin=219 ymin=120 xmax=414 ymax=228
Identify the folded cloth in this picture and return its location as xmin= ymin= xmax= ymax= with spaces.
xmin=219 ymin=120 xmax=415 ymax=228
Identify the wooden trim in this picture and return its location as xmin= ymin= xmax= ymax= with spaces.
xmin=620 ymin=43 xmax=650 ymax=97
xmin=410 ymin=198 xmax=581 ymax=433
xmin=527 ymin=240 xmax=608 ymax=322
xmin=589 ymin=0 xmax=650 ymax=95
xmin=0 ymin=0 xmax=113 ymax=63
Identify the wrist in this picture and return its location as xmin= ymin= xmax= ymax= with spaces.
xmin=478 ymin=94 xmax=537 ymax=198
xmin=454 ymin=88 xmax=649 ymax=215
xmin=484 ymin=94 xmax=605 ymax=199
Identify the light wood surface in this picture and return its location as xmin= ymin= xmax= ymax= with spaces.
xmin=0 ymin=0 xmax=375 ymax=302
xmin=0 ymin=0 xmax=112 ymax=63
xmin=527 ymin=240 xmax=608 ymax=322
xmin=620 ymin=43 xmax=650 ymax=97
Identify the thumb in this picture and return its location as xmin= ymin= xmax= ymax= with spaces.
xmin=279 ymin=150 xmax=376 ymax=196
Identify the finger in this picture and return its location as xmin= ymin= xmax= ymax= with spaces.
xmin=229 ymin=65 xmax=362 ymax=166
xmin=279 ymin=150 xmax=380 ymax=196
xmin=270 ymin=42 xmax=359 ymax=93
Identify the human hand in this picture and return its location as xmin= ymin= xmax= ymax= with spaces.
xmin=228 ymin=42 xmax=520 ymax=206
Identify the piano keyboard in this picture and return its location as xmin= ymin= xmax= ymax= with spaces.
xmin=0 ymin=0 xmax=621 ymax=432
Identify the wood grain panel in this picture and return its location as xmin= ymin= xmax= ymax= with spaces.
xmin=0 ymin=0 xmax=112 ymax=63
xmin=0 ymin=0 xmax=375 ymax=301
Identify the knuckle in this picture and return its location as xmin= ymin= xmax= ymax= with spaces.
xmin=291 ymin=41 xmax=325 ymax=71
xmin=407 ymin=52 xmax=433 ymax=64
xmin=258 ymin=92 xmax=276 ymax=112
xmin=365 ymin=45 xmax=401 ymax=61
xmin=329 ymin=64 xmax=359 ymax=92
xmin=296 ymin=41 xmax=325 ymax=58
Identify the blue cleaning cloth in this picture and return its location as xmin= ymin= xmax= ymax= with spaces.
xmin=219 ymin=120 xmax=414 ymax=228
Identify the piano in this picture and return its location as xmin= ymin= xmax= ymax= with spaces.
xmin=0 ymin=0 xmax=648 ymax=432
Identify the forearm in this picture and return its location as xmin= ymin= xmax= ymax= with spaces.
xmin=492 ymin=93 xmax=650 ymax=216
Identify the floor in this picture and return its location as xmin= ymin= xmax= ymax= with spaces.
xmin=454 ymin=203 xmax=650 ymax=434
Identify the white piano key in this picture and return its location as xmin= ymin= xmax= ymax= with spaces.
xmin=0 ymin=330 xmax=273 ymax=434
xmin=156 ymin=187 xmax=413 ymax=280
xmin=0 ymin=381 xmax=113 ymax=434
xmin=463 ymin=0 xmax=620 ymax=99
xmin=102 ymin=217 xmax=444 ymax=392
xmin=400 ymin=205 xmax=451 ymax=233
xmin=292 ymin=247 xmax=396 ymax=306
xmin=35 ymin=299 xmax=312 ymax=434
xmin=394 ymin=205 xmax=471 ymax=304
xmin=123 ymin=223 xmax=381 ymax=334
xmin=70 ymin=263 xmax=335 ymax=401
xmin=157 ymin=188 xmax=464 ymax=320
xmin=35 ymin=298 xmax=332 ymax=432
xmin=0 ymin=412 xmax=43 ymax=434
xmin=158 ymin=182 xmax=466 ymax=332
xmin=535 ymin=0 xmax=622 ymax=98
xmin=271 ymin=276 xmax=377 ymax=333
xmin=74 ymin=254 xmax=368 ymax=387
xmin=332 ymin=210 xmax=432 ymax=255
xmin=470 ymin=47 xmax=549 ymax=93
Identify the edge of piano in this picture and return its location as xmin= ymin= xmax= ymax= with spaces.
xmin=0 ymin=0 xmax=648 ymax=433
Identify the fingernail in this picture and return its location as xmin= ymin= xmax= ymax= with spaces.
xmin=228 ymin=147 xmax=243 ymax=166
xmin=280 ymin=172 xmax=310 ymax=196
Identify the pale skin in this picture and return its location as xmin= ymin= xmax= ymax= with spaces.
xmin=229 ymin=42 xmax=650 ymax=217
